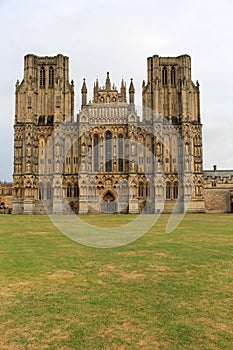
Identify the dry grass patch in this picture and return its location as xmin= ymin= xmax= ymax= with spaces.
xmin=119 ymin=270 xmax=145 ymax=280
xmin=47 ymin=269 xmax=77 ymax=279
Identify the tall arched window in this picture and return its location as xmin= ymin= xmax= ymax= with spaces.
xmin=118 ymin=134 xmax=123 ymax=172
xmin=40 ymin=66 xmax=45 ymax=87
xmin=171 ymin=66 xmax=176 ymax=86
xmin=139 ymin=182 xmax=144 ymax=198
xmin=162 ymin=66 xmax=167 ymax=86
xmin=174 ymin=183 xmax=179 ymax=199
xmin=166 ymin=182 xmax=171 ymax=199
xmin=67 ymin=184 xmax=72 ymax=198
xmin=74 ymin=184 xmax=79 ymax=197
xmin=164 ymin=135 xmax=171 ymax=172
xmin=64 ymin=136 xmax=72 ymax=173
xmin=94 ymin=134 xmax=99 ymax=172
xmin=46 ymin=135 xmax=53 ymax=174
xmin=105 ymin=131 xmax=112 ymax=172
xmin=47 ymin=184 xmax=52 ymax=200
xmin=38 ymin=116 xmax=45 ymax=125
xmin=49 ymin=66 xmax=54 ymax=87
xmin=146 ymin=183 xmax=150 ymax=197
xmin=39 ymin=185 xmax=44 ymax=200
xmin=47 ymin=115 xmax=54 ymax=126
xmin=39 ymin=136 xmax=45 ymax=174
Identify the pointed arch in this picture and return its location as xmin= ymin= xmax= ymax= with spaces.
xmin=101 ymin=189 xmax=117 ymax=214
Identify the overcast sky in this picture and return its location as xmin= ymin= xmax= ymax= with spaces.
xmin=0 ymin=0 xmax=232 ymax=181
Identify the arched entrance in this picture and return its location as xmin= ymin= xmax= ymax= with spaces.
xmin=101 ymin=191 xmax=117 ymax=214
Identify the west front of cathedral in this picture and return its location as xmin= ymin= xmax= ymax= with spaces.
xmin=12 ymin=53 xmax=206 ymax=214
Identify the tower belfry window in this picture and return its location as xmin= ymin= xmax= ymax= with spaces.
xmin=171 ymin=66 xmax=176 ymax=86
xmin=162 ymin=66 xmax=168 ymax=86
xmin=49 ymin=66 xmax=54 ymax=87
xmin=40 ymin=66 xmax=45 ymax=87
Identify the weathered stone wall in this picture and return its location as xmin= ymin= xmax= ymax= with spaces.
xmin=204 ymin=189 xmax=231 ymax=213
xmin=0 ymin=182 xmax=13 ymax=209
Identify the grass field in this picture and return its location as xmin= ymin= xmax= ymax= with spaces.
xmin=0 ymin=214 xmax=232 ymax=349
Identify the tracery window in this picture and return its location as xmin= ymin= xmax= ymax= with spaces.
xmin=40 ymin=66 xmax=45 ymax=87
xmin=94 ymin=134 xmax=99 ymax=172
xmin=118 ymin=134 xmax=123 ymax=172
xmin=105 ymin=131 xmax=112 ymax=172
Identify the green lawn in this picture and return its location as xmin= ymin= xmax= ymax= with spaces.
xmin=0 ymin=214 xmax=232 ymax=349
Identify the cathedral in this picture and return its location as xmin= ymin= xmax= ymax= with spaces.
xmin=12 ymin=53 xmax=205 ymax=214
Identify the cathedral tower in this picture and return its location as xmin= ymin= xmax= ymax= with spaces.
xmin=142 ymin=54 xmax=204 ymax=212
xmin=13 ymin=54 xmax=74 ymax=214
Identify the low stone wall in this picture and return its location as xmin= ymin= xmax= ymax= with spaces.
xmin=204 ymin=189 xmax=231 ymax=213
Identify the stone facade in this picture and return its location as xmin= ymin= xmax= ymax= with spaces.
xmin=11 ymin=53 xmax=208 ymax=214
xmin=204 ymin=166 xmax=233 ymax=213
xmin=0 ymin=181 xmax=13 ymax=212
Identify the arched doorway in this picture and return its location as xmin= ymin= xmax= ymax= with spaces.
xmin=101 ymin=191 xmax=117 ymax=214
